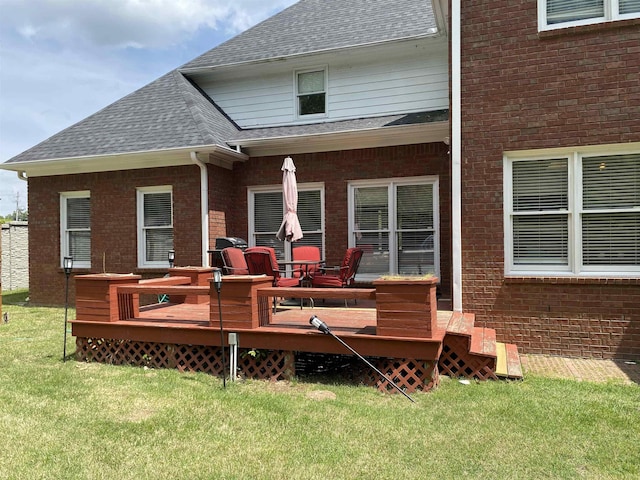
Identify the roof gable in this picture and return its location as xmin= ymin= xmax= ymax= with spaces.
xmin=181 ymin=0 xmax=437 ymax=71
xmin=5 ymin=71 xmax=239 ymax=164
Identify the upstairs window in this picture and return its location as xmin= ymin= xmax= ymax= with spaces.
xmin=60 ymin=191 xmax=91 ymax=269
xmin=137 ymin=186 xmax=173 ymax=268
xmin=504 ymin=148 xmax=640 ymax=276
xmin=540 ymin=0 xmax=640 ymax=30
xmin=296 ymin=68 xmax=326 ymax=117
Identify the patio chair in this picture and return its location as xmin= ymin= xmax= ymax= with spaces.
xmin=292 ymin=246 xmax=324 ymax=282
xmin=311 ymin=247 xmax=364 ymax=306
xmin=221 ymin=247 xmax=249 ymax=275
xmin=244 ymin=246 xmax=302 ymax=311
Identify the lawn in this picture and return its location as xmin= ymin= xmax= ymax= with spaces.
xmin=1 ymin=295 xmax=638 ymax=479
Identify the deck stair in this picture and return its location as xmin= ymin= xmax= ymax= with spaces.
xmin=439 ymin=312 xmax=523 ymax=380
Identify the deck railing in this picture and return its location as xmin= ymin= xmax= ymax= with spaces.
xmin=75 ymin=272 xmax=439 ymax=338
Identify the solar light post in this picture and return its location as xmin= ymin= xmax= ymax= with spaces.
xmin=213 ymin=268 xmax=227 ymax=388
xmin=168 ymin=250 xmax=175 ymax=269
xmin=62 ymin=256 xmax=73 ymax=362
xmin=309 ymin=316 xmax=415 ymax=403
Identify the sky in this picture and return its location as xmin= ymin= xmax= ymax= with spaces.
xmin=0 ymin=0 xmax=298 ymax=217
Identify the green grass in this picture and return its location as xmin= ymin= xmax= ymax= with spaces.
xmin=1 ymin=301 xmax=639 ymax=480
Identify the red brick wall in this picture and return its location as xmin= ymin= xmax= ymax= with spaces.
xmin=223 ymin=143 xmax=451 ymax=293
xmin=28 ymin=165 xmax=202 ymax=305
xmin=460 ymin=1 xmax=640 ymax=358
xmin=29 ymin=144 xmax=449 ymax=305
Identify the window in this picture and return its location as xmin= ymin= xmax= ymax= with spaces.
xmin=540 ymin=0 xmax=640 ymax=30
xmin=505 ymin=149 xmax=640 ymax=276
xmin=249 ymin=184 xmax=324 ymax=262
xmin=349 ymin=177 xmax=440 ymax=281
xmin=137 ymin=186 xmax=173 ymax=268
xmin=296 ymin=68 xmax=327 ymax=117
xmin=60 ymin=191 xmax=91 ymax=268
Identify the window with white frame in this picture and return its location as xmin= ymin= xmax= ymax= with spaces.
xmin=60 ymin=191 xmax=91 ymax=268
xmin=540 ymin=0 xmax=640 ymax=30
xmin=505 ymin=150 xmax=640 ymax=275
xmin=137 ymin=186 xmax=173 ymax=268
xmin=296 ymin=68 xmax=327 ymax=117
xmin=349 ymin=177 xmax=440 ymax=281
xmin=249 ymin=184 xmax=324 ymax=262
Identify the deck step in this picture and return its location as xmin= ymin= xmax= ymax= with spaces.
xmin=446 ymin=312 xmax=475 ymax=336
xmin=470 ymin=327 xmax=496 ymax=357
xmin=495 ymin=342 xmax=523 ymax=379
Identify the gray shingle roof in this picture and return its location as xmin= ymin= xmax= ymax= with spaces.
xmin=5 ymin=71 xmax=239 ymax=164
xmin=230 ymin=110 xmax=449 ymax=142
xmin=4 ymin=0 xmax=439 ymax=165
xmin=181 ymin=0 xmax=436 ymax=70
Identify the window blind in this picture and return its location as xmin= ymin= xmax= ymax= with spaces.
xmin=582 ymin=154 xmax=640 ymax=266
xmin=547 ymin=0 xmax=604 ymax=24
xmin=583 ymin=155 xmax=640 ymax=210
xmin=66 ymin=196 xmax=91 ymax=263
xmin=513 ymin=215 xmax=568 ymax=265
xmin=513 ymin=159 xmax=568 ymax=211
xmin=512 ymin=159 xmax=569 ymax=266
xmin=143 ymin=191 xmax=173 ymax=263
xmin=621 ymin=0 xmax=640 ymax=14
xmin=396 ymin=184 xmax=435 ymax=275
xmin=296 ymin=190 xmax=323 ymax=251
xmin=583 ymin=213 xmax=640 ymax=265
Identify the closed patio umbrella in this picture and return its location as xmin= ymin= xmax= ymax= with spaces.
xmin=276 ymin=156 xmax=303 ymax=242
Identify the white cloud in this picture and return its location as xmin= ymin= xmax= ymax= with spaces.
xmin=0 ymin=0 xmax=297 ymax=216
xmin=1 ymin=0 xmax=296 ymax=49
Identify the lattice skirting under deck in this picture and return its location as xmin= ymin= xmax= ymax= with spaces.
xmin=75 ymin=338 xmax=295 ymax=381
xmin=439 ymin=335 xmax=497 ymax=380
xmin=75 ymin=338 xmax=438 ymax=392
xmin=357 ymin=357 xmax=439 ymax=393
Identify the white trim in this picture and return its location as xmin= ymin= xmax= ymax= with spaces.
xmin=538 ymin=0 xmax=640 ymax=32
xmin=247 ymin=182 xmax=326 ymax=261
xmin=348 ymin=175 xmax=440 ymax=282
xmin=190 ymin=152 xmax=209 ymax=266
xmin=136 ymin=185 xmax=174 ymax=269
xmin=504 ymin=146 xmax=640 ymax=277
xmin=1 ymin=145 xmax=248 ymax=177
xmin=60 ymin=191 xmax=91 ymax=269
xmin=451 ymin=0 xmax=462 ymax=312
xmin=294 ymin=66 xmax=328 ymax=120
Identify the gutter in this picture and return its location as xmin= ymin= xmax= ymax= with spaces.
xmin=190 ymin=152 xmax=210 ymax=266
xmin=451 ymin=1 xmax=462 ymax=312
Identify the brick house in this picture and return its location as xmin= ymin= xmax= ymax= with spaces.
xmin=1 ymin=0 xmax=639 ymax=359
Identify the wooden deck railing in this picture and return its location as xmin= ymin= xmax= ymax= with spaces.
xmin=75 ymin=272 xmax=440 ymax=339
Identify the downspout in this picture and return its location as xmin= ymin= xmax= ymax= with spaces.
xmin=451 ymin=0 xmax=463 ymax=312
xmin=17 ymin=171 xmax=27 ymax=181
xmin=190 ymin=152 xmax=210 ymax=266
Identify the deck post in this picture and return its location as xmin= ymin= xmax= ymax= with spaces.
xmin=209 ymin=275 xmax=274 ymax=330
xmin=374 ymin=277 xmax=439 ymax=338
xmin=75 ymin=273 xmax=142 ymax=322
xmin=169 ymin=266 xmax=214 ymax=304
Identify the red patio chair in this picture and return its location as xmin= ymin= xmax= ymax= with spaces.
xmin=221 ymin=247 xmax=249 ymax=275
xmin=244 ymin=246 xmax=302 ymax=312
xmin=292 ymin=245 xmax=323 ymax=281
xmin=311 ymin=247 xmax=364 ymax=306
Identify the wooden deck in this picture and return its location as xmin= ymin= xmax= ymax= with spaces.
xmin=72 ymin=300 xmax=450 ymax=359
xmin=70 ymin=270 xmax=522 ymax=393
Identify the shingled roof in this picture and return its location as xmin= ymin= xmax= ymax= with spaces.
xmin=181 ymin=0 xmax=437 ymax=70
xmin=3 ymin=0 xmax=440 ymax=167
xmin=5 ymin=71 xmax=239 ymax=164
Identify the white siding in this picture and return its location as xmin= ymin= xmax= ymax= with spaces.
xmin=197 ymin=39 xmax=448 ymax=128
